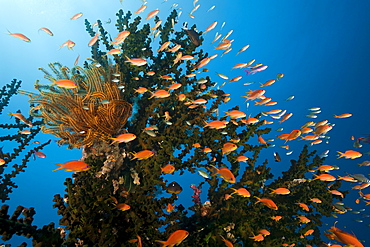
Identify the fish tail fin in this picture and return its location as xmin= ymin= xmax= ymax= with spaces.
xmin=124 ymin=55 xmax=130 ymax=62
xmin=253 ymin=196 xmax=261 ymax=204
xmin=5 ymin=29 xmax=11 ymax=35
xmin=244 ymin=70 xmax=251 ymax=76
xmin=206 ymin=165 xmax=218 ymax=176
xmin=52 ymin=163 xmax=63 ymax=172
xmin=336 ymin=151 xmax=343 ymax=159
xmin=155 ymin=240 xmax=167 ymax=246
xmin=230 ymin=188 xmax=237 ymax=195
xmin=110 ymin=138 xmax=117 ymax=145
xmin=312 ymin=175 xmax=319 ymax=181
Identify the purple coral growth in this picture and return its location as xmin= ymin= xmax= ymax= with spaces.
xmin=190 ymin=184 xmax=202 ymax=204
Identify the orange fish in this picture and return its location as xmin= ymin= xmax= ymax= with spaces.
xmin=162 ymin=164 xmax=175 ymax=174
xmin=337 ymin=150 xmax=362 ymax=159
xmin=334 ymin=113 xmax=352 ymax=118
xmin=60 ymin=40 xmax=75 ymax=50
xmin=135 ymin=5 xmax=147 ymax=14
xmin=156 ymin=230 xmax=189 ymax=247
xmin=250 ymin=234 xmax=264 ymax=241
xmin=70 ymin=12 xmax=83 ymax=20
xmin=329 ymin=190 xmax=344 ymax=198
xmin=110 ymin=133 xmax=136 ymax=144
xmin=314 ymin=173 xmax=336 ymax=182
xmin=150 ymin=89 xmax=170 ymax=99
xmin=130 ymin=150 xmax=154 ymax=160
xmin=300 ymin=135 xmax=319 ymax=141
xmin=39 ymin=27 xmax=53 ymax=36
xmin=304 ymin=229 xmax=314 ymax=236
xmin=52 ymin=160 xmax=90 ymax=172
xmin=203 ymin=21 xmax=218 ymax=34
xmin=128 ymin=235 xmax=142 ymax=247
xmin=0 ymin=159 xmax=6 ymax=166
xmin=235 ymin=156 xmax=248 ymax=162
xmin=159 ymin=75 xmax=173 ymax=80
xmin=106 ymin=48 xmax=122 ymax=55
xmin=270 ymin=188 xmax=290 ymax=195
xmin=168 ymin=83 xmax=182 ymax=91
xmin=208 ymin=165 xmax=236 ymax=183
xmin=270 ymin=216 xmax=282 ymax=221
xmin=220 ymin=235 xmax=234 ymax=247
xmin=116 ymin=203 xmax=130 ymax=211
xmin=300 ymin=127 xmax=313 ymax=134
xmin=194 ymin=57 xmax=211 ymax=70
xmin=114 ymin=30 xmax=130 ymax=43
xmin=152 ymin=20 xmax=163 ymax=30
xmin=222 ymin=142 xmax=238 ymax=155
xmin=192 ymin=98 xmax=208 ymax=104
xmin=230 ymin=188 xmax=250 ymax=197
xmin=134 ymin=87 xmax=149 ymax=94
xmin=146 ymin=10 xmax=160 ymax=20
xmin=9 ymin=112 xmax=33 ymax=127
xmin=297 ymin=216 xmax=311 ymax=223
xmin=19 ymin=130 xmax=31 ymax=135
xmin=255 ymin=197 xmax=278 ymax=210
xmin=125 ymin=56 xmax=148 ymax=66
xmin=166 ymin=203 xmax=175 ymax=213
xmin=215 ymin=41 xmax=232 ymax=50
xmin=224 ymin=110 xmax=246 ymax=119
xmin=260 ymin=80 xmax=275 ymax=87
xmin=232 ymin=63 xmax=249 ymax=69
xmin=158 ymin=41 xmax=171 ymax=52
xmin=296 ymin=202 xmax=310 ymax=211
xmin=241 ymin=117 xmax=259 ymax=125
xmin=88 ymin=33 xmax=99 ymax=47
xmin=204 ymin=120 xmax=228 ymax=129
xmin=337 ymin=176 xmax=357 ymax=182
xmin=258 ymin=136 xmax=267 ymax=146
xmin=236 ymin=44 xmax=250 ymax=55
xmin=278 ymin=112 xmax=293 ymax=123
xmin=285 ymin=130 xmax=301 ymax=142
xmin=310 ymin=198 xmax=322 ymax=204
xmin=243 ymin=90 xmax=265 ymax=101
xmin=255 ymin=97 xmax=272 ymax=105
xmin=229 ymin=76 xmax=242 ymax=82
xmin=50 ymin=79 xmax=77 ymax=89
xmin=314 ymin=124 xmax=332 ymax=136
xmin=258 ymin=229 xmax=270 ymax=236
xmin=329 ymin=226 xmax=364 ymax=247
xmin=7 ymin=30 xmax=31 ymax=42
xmin=316 ymin=165 xmax=334 ymax=172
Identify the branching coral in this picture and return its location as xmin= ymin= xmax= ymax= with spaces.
xmin=0 ymin=79 xmax=49 ymax=202
xmin=19 ymin=62 xmax=132 ymax=149
xmin=3 ymin=6 xmax=348 ymax=247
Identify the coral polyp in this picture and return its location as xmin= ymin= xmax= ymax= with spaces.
xmin=19 ymin=62 xmax=132 ymax=148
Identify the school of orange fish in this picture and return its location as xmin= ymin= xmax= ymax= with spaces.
xmin=3 ymin=0 xmax=369 ymax=246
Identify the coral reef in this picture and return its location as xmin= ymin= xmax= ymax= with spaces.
xmin=0 ymin=79 xmax=50 ymax=202
xmin=18 ymin=62 xmax=132 ymax=149
xmin=2 ymin=9 xmax=345 ymax=246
